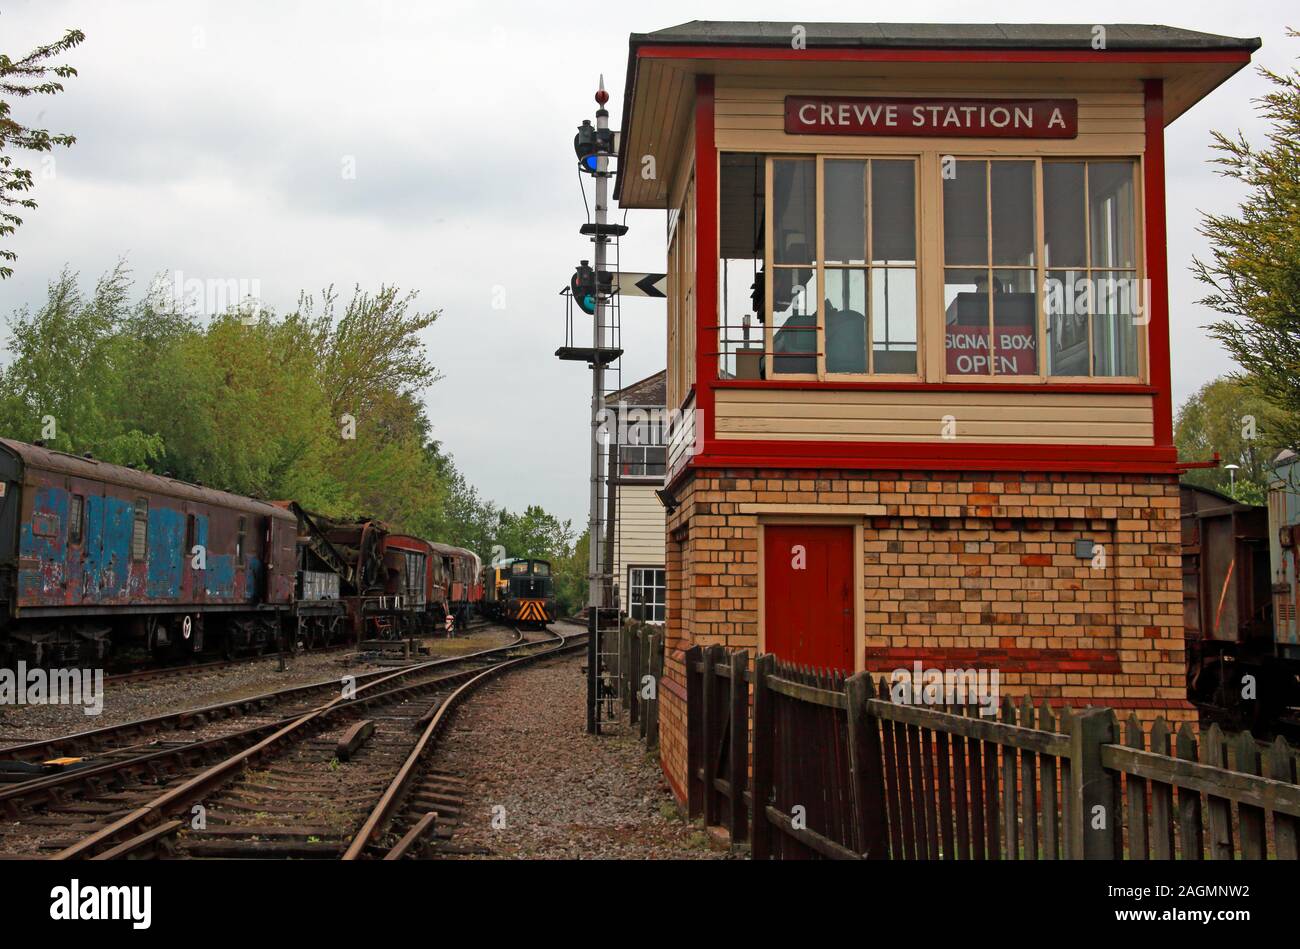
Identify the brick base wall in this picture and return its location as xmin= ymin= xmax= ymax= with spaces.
xmin=658 ymin=466 xmax=1191 ymax=804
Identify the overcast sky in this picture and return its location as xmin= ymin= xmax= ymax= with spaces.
xmin=0 ymin=1 xmax=1295 ymax=526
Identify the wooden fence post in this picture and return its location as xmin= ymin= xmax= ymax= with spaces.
xmin=630 ymin=629 xmax=643 ymax=729
xmin=620 ymin=624 xmax=631 ymax=711
xmin=646 ymin=632 xmax=662 ymax=750
xmin=845 ymin=672 xmax=887 ymax=858
xmin=701 ymin=644 xmax=722 ymax=827
xmin=1068 ymin=708 xmax=1118 ymax=859
xmin=1265 ymin=736 xmax=1299 ymax=859
xmin=639 ymin=631 xmax=651 ymax=740
xmin=1176 ymin=722 xmax=1203 ymax=859
xmin=751 ymin=653 xmax=775 ymax=859
xmin=1201 ymin=725 xmax=1235 ymax=860
xmin=685 ymin=645 xmax=703 ymax=819
xmin=729 ymin=650 xmax=749 ymax=843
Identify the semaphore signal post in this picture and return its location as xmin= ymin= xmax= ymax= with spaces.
xmin=557 ymin=77 xmax=629 ymax=733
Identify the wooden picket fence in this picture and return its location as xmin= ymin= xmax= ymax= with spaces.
xmin=685 ymin=645 xmax=1300 ymax=859
xmin=619 ymin=623 xmax=664 ymax=748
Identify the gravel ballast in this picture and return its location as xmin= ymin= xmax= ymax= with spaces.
xmin=432 ymin=651 xmax=730 ymax=859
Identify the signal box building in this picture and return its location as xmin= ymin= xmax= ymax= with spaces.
xmin=612 ymin=21 xmax=1259 ymax=804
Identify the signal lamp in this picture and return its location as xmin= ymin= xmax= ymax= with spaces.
xmin=574 ymin=119 xmax=598 ymax=174
xmin=571 ymin=261 xmax=598 ymax=315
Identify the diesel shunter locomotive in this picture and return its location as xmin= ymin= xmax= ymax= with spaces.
xmin=480 ymin=558 xmax=556 ymax=627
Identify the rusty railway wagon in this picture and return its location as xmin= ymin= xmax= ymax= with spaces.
xmin=1181 ymin=470 xmax=1300 ymax=738
xmin=0 ymin=439 xmax=297 ymax=665
xmin=0 ymin=437 xmax=497 ymax=664
xmin=430 ymin=541 xmax=482 ymax=630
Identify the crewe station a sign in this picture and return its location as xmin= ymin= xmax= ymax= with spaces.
xmin=785 ymin=96 xmax=1078 ymax=138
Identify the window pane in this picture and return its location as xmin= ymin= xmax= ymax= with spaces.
xmin=872 ymin=160 xmax=916 ymax=264
xmin=69 ymin=495 xmax=83 ymax=544
xmin=824 ymin=160 xmax=866 ymax=264
xmin=719 ymin=153 xmax=764 ymax=381
xmin=825 ymin=268 xmax=867 ymax=373
xmin=1044 ymin=162 xmax=1086 ymax=267
xmin=990 ymin=161 xmax=1035 ymax=266
xmin=132 ymin=501 xmax=148 ymax=561
xmin=944 ymin=268 xmax=990 ymax=375
xmin=771 ymin=267 xmax=817 ymax=374
xmin=872 ymin=268 xmax=917 ymax=374
xmin=992 ymin=269 xmax=1038 ymax=375
xmin=943 ymin=161 xmax=987 ymax=265
xmin=1045 ymin=269 xmax=1090 ymax=376
xmin=1091 ymin=271 xmax=1140 ymax=376
xmin=1089 ymin=162 xmax=1135 ymax=269
xmin=773 ymin=159 xmax=815 ymax=265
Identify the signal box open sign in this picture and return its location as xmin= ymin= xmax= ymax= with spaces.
xmin=785 ymin=96 xmax=1078 ymax=138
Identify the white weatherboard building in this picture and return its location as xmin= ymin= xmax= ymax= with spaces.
xmin=610 ymin=370 xmax=667 ymax=624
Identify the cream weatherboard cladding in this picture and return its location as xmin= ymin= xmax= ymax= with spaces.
xmin=713 ymin=77 xmax=1147 ymax=155
xmin=615 ymin=484 xmax=668 ymax=610
xmin=713 ymin=388 xmax=1155 ymax=445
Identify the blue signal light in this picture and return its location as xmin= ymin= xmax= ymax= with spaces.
xmin=582 ymin=154 xmax=599 ymax=173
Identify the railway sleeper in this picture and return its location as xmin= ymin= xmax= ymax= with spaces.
xmin=410 ymin=791 xmax=462 ymax=807
xmin=205 ymin=798 xmax=356 ymax=816
xmin=218 ymin=790 xmax=384 ymax=807
xmin=182 ymin=839 xmax=345 ymax=858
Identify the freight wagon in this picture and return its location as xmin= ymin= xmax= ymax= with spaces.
xmin=1182 ymin=465 xmax=1300 ymax=737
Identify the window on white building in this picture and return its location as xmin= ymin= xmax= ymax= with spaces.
xmin=629 ymin=567 xmax=666 ymax=623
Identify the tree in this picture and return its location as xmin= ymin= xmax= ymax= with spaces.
xmin=0 ymin=261 xmax=578 ymax=583
xmin=1193 ymin=30 xmax=1300 ymax=447
xmin=0 ymin=262 xmax=164 ymax=467
xmin=493 ymin=505 xmax=575 ymax=563
xmin=1175 ymin=375 xmax=1281 ymax=502
xmin=552 ymin=529 xmax=589 ymax=617
xmin=0 ymin=27 xmax=85 ymax=278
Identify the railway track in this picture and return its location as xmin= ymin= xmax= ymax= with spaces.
xmin=0 ymin=624 xmax=582 ymax=859
xmin=0 ymin=623 xmax=519 ymax=770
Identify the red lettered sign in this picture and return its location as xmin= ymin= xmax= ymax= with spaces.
xmin=945 ymin=325 xmax=1038 ymax=376
xmin=785 ymin=96 xmax=1078 ymax=138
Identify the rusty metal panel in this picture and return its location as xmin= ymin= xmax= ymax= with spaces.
xmin=1269 ymin=457 xmax=1300 ymax=647
xmin=301 ymin=570 xmax=340 ymax=601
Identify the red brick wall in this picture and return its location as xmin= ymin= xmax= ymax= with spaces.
xmin=657 ymin=467 xmax=1190 ymax=804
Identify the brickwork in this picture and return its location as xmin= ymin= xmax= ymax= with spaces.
xmin=657 ymin=466 xmax=1191 ymax=803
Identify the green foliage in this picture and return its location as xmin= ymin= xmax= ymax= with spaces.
xmin=492 ymin=505 xmax=574 ymax=562
xmin=1193 ymin=31 xmax=1300 ymax=447
xmin=0 ymin=264 xmax=576 ymax=575
xmin=552 ymin=529 xmax=589 ymax=618
xmin=1175 ymin=375 xmax=1281 ymax=504
xmin=0 ymin=27 xmax=85 ymax=278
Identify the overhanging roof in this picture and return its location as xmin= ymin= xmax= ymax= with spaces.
xmin=615 ymin=21 xmax=1261 ymax=208
xmin=632 ymin=21 xmax=1260 ymax=51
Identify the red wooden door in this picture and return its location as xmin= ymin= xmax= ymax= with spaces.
xmin=763 ymin=524 xmax=855 ymax=671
